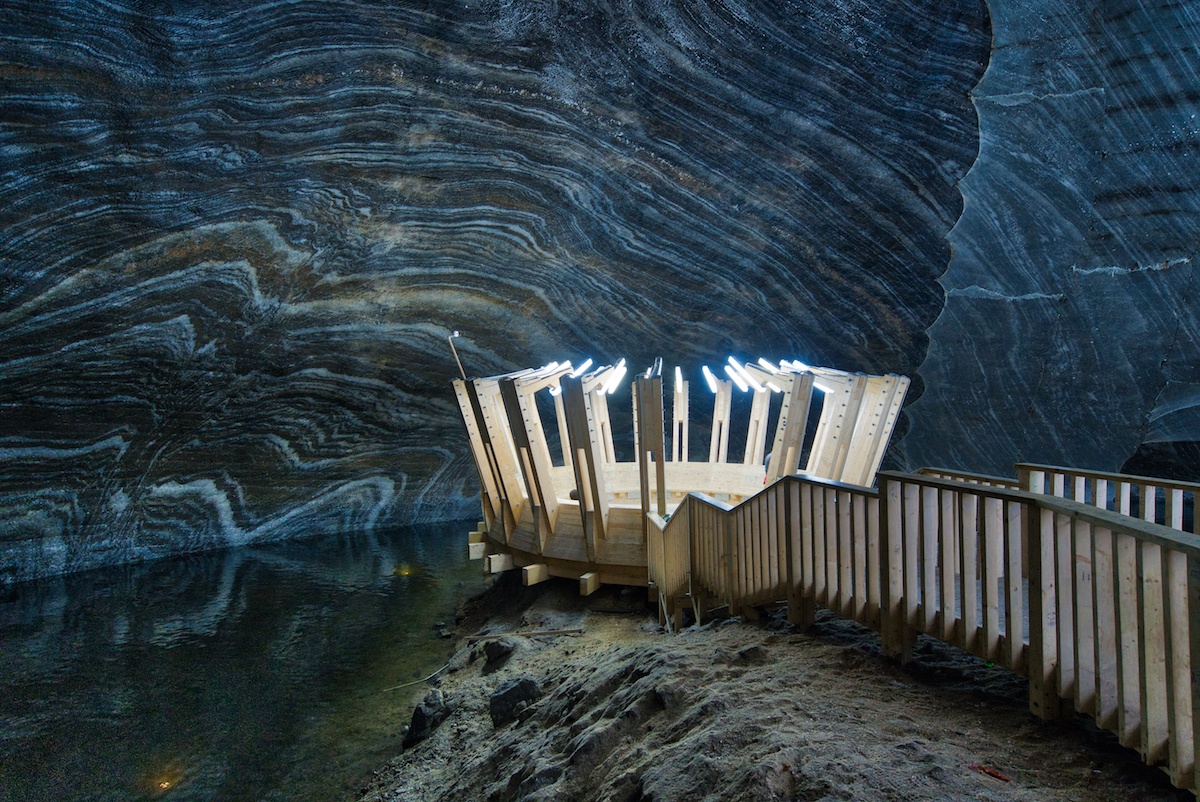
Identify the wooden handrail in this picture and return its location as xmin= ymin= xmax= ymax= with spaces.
xmin=877 ymin=470 xmax=1030 ymax=504
xmin=1033 ymin=492 xmax=1200 ymax=558
xmin=915 ymin=466 xmax=1020 ymax=489
xmin=1017 ymin=462 xmax=1200 ymax=495
xmin=664 ymin=468 xmax=1200 ymax=791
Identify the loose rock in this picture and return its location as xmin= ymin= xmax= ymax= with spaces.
xmin=402 ymin=689 xmax=451 ymax=748
xmin=489 ymin=677 xmax=541 ymax=726
xmin=483 ymin=635 xmax=521 ymax=666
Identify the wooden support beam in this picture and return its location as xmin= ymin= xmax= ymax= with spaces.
xmin=561 ymin=376 xmax=610 ymax=557
xmin=743 ymin=386 xmax=772 ymax=467
xmin=465 ymin=379 xmax=526 ymax=542
xmin=1189 ymin=554 xmax=1200 ymax=791
xmin=522 ymin=564 xmax=550 ymax=586
xmin=468 ymin=530 xmax=485 ymax=544
xmin=672 ymin=375 xmax=689 ymax=463
xmin=709 ymin=379 xmax=733 ymax=463
xmin=806 ymin=374 xmax=868 ymax=483
xmin=635 ymin=376 xmax=668 ymax=546
xmin=488 ymin=553 xmax=514 ymax=574
xmin=500 ymin=377 xmax=560 ymax=551
xmin=453 ymin=379 xmax=504 ymax=526
xmin=579 ymin=572 xmax=601 ymax=596
xmin=468 ymin=542 xmax=487 ymax=560
xmin=1026 ymin=504 xmax=1059 ymax=719
xmin=767 ymin=373 xmax=813 ymax=482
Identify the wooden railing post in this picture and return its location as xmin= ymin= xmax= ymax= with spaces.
xmin=879 ymin=476 xmax=914 ymax=662
xmin=1025 ymin=501 xmax=1060 ymax=719
xmin=784 ymin=478 xmax=815 ymax=627
xmin=635 ymin=375 xmax=667 ymax=545
xmin=724 ymin=506 xmax=738 ymax=615
xmin=1189 ymin=553 xmax=1200 ymax=790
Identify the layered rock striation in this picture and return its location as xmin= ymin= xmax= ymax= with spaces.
xmin=902 ymin=1 xmax=1200 ymax=476
xmin=0 ymin=1 xmax=989 ymax=580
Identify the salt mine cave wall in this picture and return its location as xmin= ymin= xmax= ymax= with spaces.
xmin=1 ymin=0 xmax=1198 ymax=583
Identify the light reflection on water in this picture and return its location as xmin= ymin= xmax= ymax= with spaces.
xmin=0 ymin=521 xmax=484 ymax=802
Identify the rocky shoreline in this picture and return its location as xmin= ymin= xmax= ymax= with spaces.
xmin=357 ymin=574 xmax=1187 ymax=801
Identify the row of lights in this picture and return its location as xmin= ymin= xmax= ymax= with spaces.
xmin=545 ymin=357 xmax=832 ymax=397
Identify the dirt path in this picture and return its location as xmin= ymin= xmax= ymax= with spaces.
xmin=357 ymin=575 xmax=1189 ymax=801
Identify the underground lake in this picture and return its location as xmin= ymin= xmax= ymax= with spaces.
xmin=0 ymin=520 xmax=485 ymax=802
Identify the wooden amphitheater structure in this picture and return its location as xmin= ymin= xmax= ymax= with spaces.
xmin=454 ymin=356 xmax=1200 ymax=795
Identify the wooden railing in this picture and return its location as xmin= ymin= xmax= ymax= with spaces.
xmin=648 ymin=469 xmax=1200 ymax=792
xmin=916 ymin=466 xmax=1021 ymax=490
xmin=1019 ymin=462 xmax=1200 ymax=534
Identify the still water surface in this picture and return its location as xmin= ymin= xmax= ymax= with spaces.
xmin=0 ymin=521 xmax=484 ymax=802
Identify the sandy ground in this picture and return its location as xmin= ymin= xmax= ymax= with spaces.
xmin=357 ymin=574 xmax=1191 ymax=802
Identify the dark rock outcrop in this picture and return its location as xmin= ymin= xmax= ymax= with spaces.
xmin=489 ymin=677 xmax=542 ymax=726
xmin=403 ymin=689 xmax=452 ymax=748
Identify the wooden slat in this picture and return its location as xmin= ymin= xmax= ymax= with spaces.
xmin=982 ymin=496 xmax=1003 ymax=664
xmin=838 ymin=489 xmax=854 ymax=617
xmin=1054 ymin=506 xmax=1077 ymax=700
xmin=766 ymin=373 xmax=814 ymax=482
xmin=452 ymin=378 xmax=503 ymax=525
xmin=903 ymin=482 xmax=921 ymax=629
xmin=1005 ymin=500 xmax=1025 ymax=672
xmin=806 ymin=374 xmax=868 ymax=482
xmin=1072 ymin=516 xmax=1096 ymax=712
xmin=708 ymin=380 xmax=733 ymax=464
xmin=1026 ymin=505 xmax=1058 ymax=719
xmin=841 ymin=374 xmax=910 ymax=487
xmin=671 ymin=377 xmax=689 ymax=464
xmin=560 ymin=376 xmax=610 ymax=557
xmin=769 ymin=489 xmax=783 ymax=596
xmin=743 ymin=388 xmax=772 ymax=467
xmin=500 ymin=378 xmax=560 ymax=551
xmin=880 ymin=478 xmax=911 ymax=660
xmin=800 ymin=482 xmax=815 ymax=599
xmin=921 ymin=485 xmax=938 ymax=634
xmin=1115 ymin=530 xmax=1143 ymax=748
xmin=960 ymin=493 xmax=980 ymax=655
xmin=939 ymin=487 xmax=957 ymax=643
xmin=1163 ymin=547 xmax=1194 ymax=786
xmin=1138 ymin=540 xmax=1170 ymax=764
xmin=865 ymin=494 xmax=882 ymax=628
xmin=1093 ymin=526 xmax=1119 ymax=730
xmin=814 ymin=486 xmax=829 ymax=606
xmin=853 ymin=493 xmax=869 ymax=623
xmin=1189 ymin=554 xmax=1200 ymax=790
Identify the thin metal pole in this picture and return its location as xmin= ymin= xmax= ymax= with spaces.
xmin=448 ymin=330 xmax=466 ymax=380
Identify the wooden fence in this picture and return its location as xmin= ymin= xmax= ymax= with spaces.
xmin=648 ymin=470 xmax=1200 ymax=792
xmin=1019 ymin=462 xmax=1200 ymax=534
